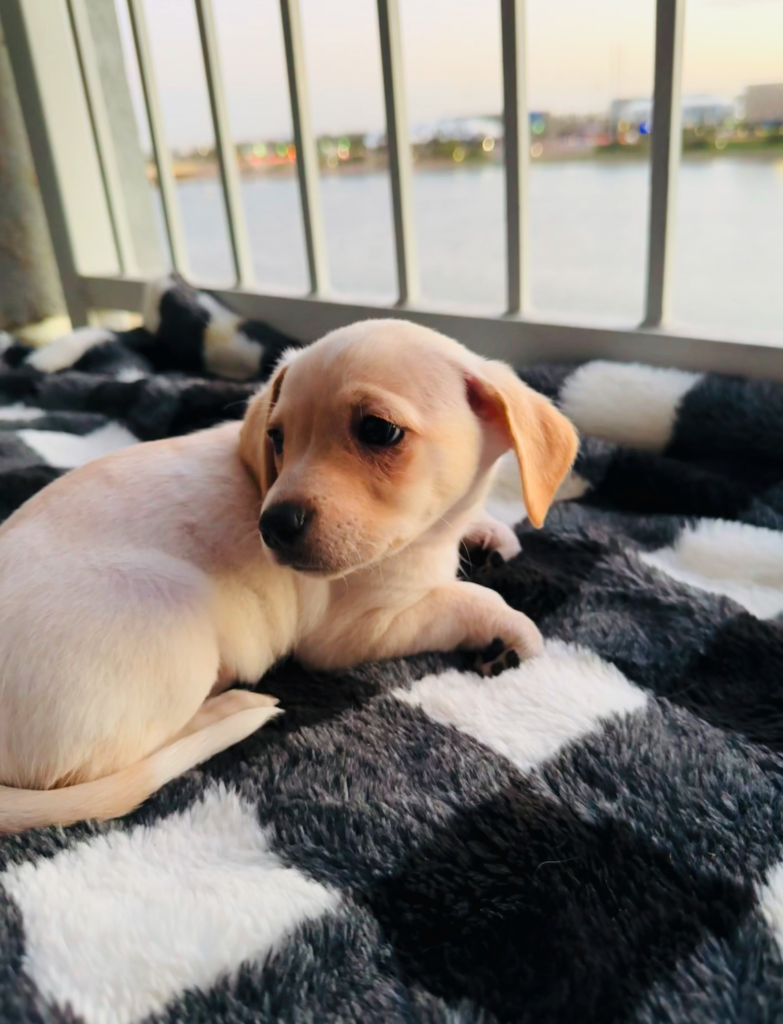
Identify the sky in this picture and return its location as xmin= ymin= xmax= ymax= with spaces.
xmin=115 ymin=0 xmax=783 ymax=150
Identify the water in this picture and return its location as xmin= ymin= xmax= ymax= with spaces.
xmin=174 ymin=156 xmax=783 ymax=340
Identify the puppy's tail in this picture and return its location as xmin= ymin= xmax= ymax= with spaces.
xmin=0 ymin=705 xmax=280 ymax=835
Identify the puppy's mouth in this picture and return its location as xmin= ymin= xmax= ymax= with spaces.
xmin=262 ymin=541 xmax=340 ymax=577
xmin=264 ymin=542 xmax=373 ymax=580
xmin=287 ymin=559 xmax=329 ymax=575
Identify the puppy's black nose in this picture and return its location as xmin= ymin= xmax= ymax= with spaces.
xmin=260 ymin=502 xmax=311 ymax=552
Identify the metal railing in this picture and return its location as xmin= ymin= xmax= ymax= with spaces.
xmin=126 ymin=0 xmax=189 ymax=274
xmin=3 ymin=0 xmax=782 ymax=380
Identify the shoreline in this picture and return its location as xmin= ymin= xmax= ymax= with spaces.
xmin=153 ymin=145 xmax=783 ymax=184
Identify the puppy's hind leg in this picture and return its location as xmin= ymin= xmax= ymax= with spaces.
xmin=0 ymin=701 xmax=282 ymax=834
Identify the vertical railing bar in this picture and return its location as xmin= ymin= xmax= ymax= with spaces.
xmin=126 ymin=0 xmax=190 ymax=275
xmin=377 ymin=0 xmax=419 ymax=306
xmin=643 ymin=0 xmax=685 ymax=328
xmin=279 ymin=0 xmax=329 ymax=295
xmin=500 ymin=0 xmax=529 ymax=316
xmin=193 ymin=0 xmax=254 ymax=287
xmin=66 ymin=0 xmax=137 ymax=275
xmin=1 ymin=0 xmax=90 ymax=326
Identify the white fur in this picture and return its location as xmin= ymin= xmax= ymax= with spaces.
xmin=141 ymin=274 xmax=177 ymax=336
xmin=116 ymin=367 xmax=147 ymax=383
xmin=759 ymin=863 xmax=783 ymax=959
xmin=640 ymin=519 xmax=783 ymax=619
xmin=18 ymin=422 xmax=138 ymax=469
xmin=394 ymin=640 xmax=646 ymax=772
xmin=560 ymin=361 xmax=701 ymax=451
xmin=196 ymin=292 xmax=236 ymax=324
xmin=554 ymin=472 xmax=591 ymax=502
xmin=485 ymin=450 xmax=589 ymax=527
xmin=0 ymin=403 xmax=46 ymax=422
xmin=483 ymin=496 xmax=528 ymax=528
xmin=26 ymin=328 xmax=115 ymax=374
xmin=2 ymin=787 xmax=338 ymax=1024
xmin=204 ymin=327 xmax=262 ymax=381
xmin=485 ymin=450 xmax=528 ymax=525
xmin=196 ymin=292 xmax=253 ymax=379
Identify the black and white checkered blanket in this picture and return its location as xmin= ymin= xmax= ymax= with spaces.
xmin=2 ymin=276 xmax=783 ymax=1024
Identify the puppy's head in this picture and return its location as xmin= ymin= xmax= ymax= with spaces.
xmin=239 ymin=321 xmax=577 ymax=577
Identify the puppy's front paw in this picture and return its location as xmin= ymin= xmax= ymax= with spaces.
xmin=475 ymin=637 xmax=521 ymax=676
xmin=460 ymin=519 xmax=522 ymax=579
xmin=473 ymin=620 xmax=544 ymax=676
xmin=462 ymin=517 xmax=521 ymax=564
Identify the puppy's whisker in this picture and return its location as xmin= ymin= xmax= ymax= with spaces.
xmin=222 ymin=400 xmax=252 ymax=415
xmin=370 ymin=556 xmax=387 ymax=597
xmin=237 ymin=523 xmax=263 ymax=544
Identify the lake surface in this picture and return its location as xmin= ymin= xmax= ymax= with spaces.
xmin=173 ymin=156 xmax=783 ymax=341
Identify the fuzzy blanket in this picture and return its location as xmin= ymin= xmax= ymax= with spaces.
xmin=2 ymin=277 xmax=783 ymax=1024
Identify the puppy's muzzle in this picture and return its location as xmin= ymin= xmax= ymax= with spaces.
xmin=259 ymin=501 xmax=312 ymax=558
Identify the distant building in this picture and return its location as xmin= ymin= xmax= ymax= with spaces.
xmin=609 ymin=95 xmax=737 ymax=138
xmin=408 ymin=116 xmax=503 ymax=146
xmin=609 ymin=97 xmax=653 ymax=135
xmin=681 ymin=96 xmax=737 ymax=129
xmin=745 ymin=84 xmax=783 ymax=125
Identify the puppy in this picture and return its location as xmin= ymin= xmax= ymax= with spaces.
xmin=0 ymin=320 xmax=577 ymax=833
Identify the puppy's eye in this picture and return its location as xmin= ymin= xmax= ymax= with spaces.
xmin=267 ymin=428 xmax=284 ymax=456
xmin=357 ymin=415 xmax=404 ymax=447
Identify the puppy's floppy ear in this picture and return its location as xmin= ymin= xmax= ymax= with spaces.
xmin=239 ymin=364 xmax=288 ymax=497
xmin=466 ymin=360 xmax=578 ymax=528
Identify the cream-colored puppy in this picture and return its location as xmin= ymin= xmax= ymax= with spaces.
xmin=0 ymin=320 xmax=577 ymax=833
